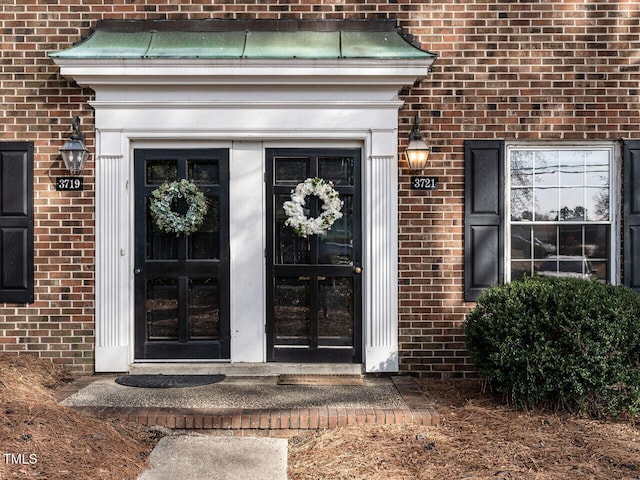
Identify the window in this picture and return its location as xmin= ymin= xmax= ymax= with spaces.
xmin=507 ymin=146 xmax=615 ymax=283
xmin=463 ymin=140 xmax=638 ymax=302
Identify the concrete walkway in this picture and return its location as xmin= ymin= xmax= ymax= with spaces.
xmin=55 ymin=375 xmax=438 ymax=480
xmin=138 ymin=435 xmax=288 ymax=480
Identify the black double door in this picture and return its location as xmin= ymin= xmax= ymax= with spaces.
xmin=134 ymin=149 xmax=230 ymax=360
xmin=266 ymin=149 xmax=362 ymax=363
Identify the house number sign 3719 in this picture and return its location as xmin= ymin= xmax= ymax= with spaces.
xmin=55 ymin=177 xmax=83 ymax=191
xmin=410 ymin=176 xmax=439 ymax=190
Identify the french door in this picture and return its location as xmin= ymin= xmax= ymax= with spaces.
xmin=134 ymin=149 xmax=230 ymax=360
xmin=266 ymin=149 xmax=362 ymax=363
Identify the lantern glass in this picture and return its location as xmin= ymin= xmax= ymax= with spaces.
xmin=60 ymin=139 xmax=89 ymax=175
xmin=404 ymin=138 xmax=430 ymax=172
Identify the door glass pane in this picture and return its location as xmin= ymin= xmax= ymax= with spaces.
xmin=273 ymin=277 xmax=310 ymax=345
xmin=318 ymin=277 xmax=353 ymax=346
xmin=147 ymin=279 xmax=178 ymax=340
xmin=275 ymin=194 xmax=310 ymax=264
xmin=318 ymin=156 xmax=354 ymax=185
xmin=188 ymin=159 xmax=219 ymax=185
xmin=189 ymin=279 xmax=219 ymax=339
xmin=189 ymin=197 xmax=220 ymax=260
xmin=146 ymin=199 xmax=179 ymax=260
xmin=275 ymin=157 xmax=309 ymax=185
xmin=319 ymin=195 xmax=353 ymax=265
xmin=146 ymin=160 xmax=178 ymax=185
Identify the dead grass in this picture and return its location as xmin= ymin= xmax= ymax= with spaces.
xmin=0 ymin=353 xmax=158 ymax=480
xmin=288 ymin=379 xmax=640 ymax=480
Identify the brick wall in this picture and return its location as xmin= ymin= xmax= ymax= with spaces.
xmin=1 ymin=1 xmax=639 ymax=374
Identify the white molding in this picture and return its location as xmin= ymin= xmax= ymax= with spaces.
xmin=94 ymin=152 xmax=129 ymax=372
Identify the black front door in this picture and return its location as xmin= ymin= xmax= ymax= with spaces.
xmin=134 ymin=149 xmax=230 ymax=360
xmin=266 ymin=149 xmax=362 ymax=363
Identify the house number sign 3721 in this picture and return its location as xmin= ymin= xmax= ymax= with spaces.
xmin=55 ymin=177 xmax=83 ymax=191
xmin=410 ymin=176 xmax=439 ymax=190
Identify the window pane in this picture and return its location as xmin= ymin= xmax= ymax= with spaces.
xmin=559 ymin=150 xmax=584 ymax=187
xmin=585 ymin=151 xmax=609 ymax=186
xmin=511 ymin=261 xmax=531 ymax=281
xmin=532 ymin=225 xmax=557 ymax=259
xmin=510 ymin=151 xmax=533 ymax=186
xmin=559 ymin=187 xmax=585 ymax=221
xmin=511 ymin=188 xmax=533 ymax=221
xmin=590 ymin=261 xmax=608 ymax=281
xmin=511 ymin=225 xmax=532 ymax=259
xmin=586 ymin=187 xmax=609 ymax=221
xmin=559 ymin=225 xmax=583 ymax=256
xmin=535 ymin=187 xmax=558 ymax=221
xmin=584 ymin=225 xmax=609 ymax=259
xmin=534 ymin=150 xmax=559 ymax=187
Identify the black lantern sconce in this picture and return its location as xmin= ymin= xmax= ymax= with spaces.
xmin=404 ymin=114 xmax=431 ymax=172
xmin=59 ymin=116 xmax=89 ymax=176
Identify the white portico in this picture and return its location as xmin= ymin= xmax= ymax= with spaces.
xmin=51 ymin=19 xmax=436 ymax=373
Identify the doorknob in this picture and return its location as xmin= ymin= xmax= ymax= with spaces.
xmin=354 ymin=266 xmax=362 ymax=274
xmin=134 ymin=268 xmax=142 ymax=275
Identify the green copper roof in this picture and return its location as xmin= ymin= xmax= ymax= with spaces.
xmin=50 ymin=19 xmax=435 ymax=60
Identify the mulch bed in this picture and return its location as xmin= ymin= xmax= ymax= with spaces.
xmin=0 ymin=353 xmax=159 ymax=480
xmin=288 ymin=378 xmax=640 ymax=479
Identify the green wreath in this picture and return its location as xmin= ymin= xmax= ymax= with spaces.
xmin=149 ymin=179 xmax=208 ymax=236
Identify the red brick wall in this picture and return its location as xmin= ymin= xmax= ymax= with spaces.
xmin=1 ymin=1 xmax=639 ymax=374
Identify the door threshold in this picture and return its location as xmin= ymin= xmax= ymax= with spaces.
xmin=129 ymin=362 xmax=363 ymax=376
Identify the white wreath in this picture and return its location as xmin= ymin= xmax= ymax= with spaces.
xmin=283 ymin=177 xmax=344 ymax=238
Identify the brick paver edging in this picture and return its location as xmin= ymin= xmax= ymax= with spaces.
xmin=56 ymin=375 xmax=439 ymax=432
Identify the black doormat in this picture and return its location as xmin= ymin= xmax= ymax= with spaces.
xmin=115 ymin=374 xmax=225 ymax=389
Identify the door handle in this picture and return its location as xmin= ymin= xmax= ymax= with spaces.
xmin=354 ymin=266 xmax=362 ymax=274
xmin=134 ymin=268 xmax=142 ymax=275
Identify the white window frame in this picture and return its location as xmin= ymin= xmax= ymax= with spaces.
xmin=505 ymin=142 xmax=620 ymax=284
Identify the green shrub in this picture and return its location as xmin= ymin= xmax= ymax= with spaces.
xmin=464 ymin=276 xmax=640 ymax=417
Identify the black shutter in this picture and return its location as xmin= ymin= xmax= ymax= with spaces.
xmin=464 ymin=140 xmax=504 ymax=302
xmin=0 ymin=142 xmax=34 ymax=303
xmin=624 ymin=140 xmax=640 ymax=294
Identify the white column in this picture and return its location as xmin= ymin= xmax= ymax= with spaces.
xmin=94 ymin=131 xmax=130 ymax=372
xmin=364 ymin=130 xmax=399 ymax=372
xmin=229 ymin=141 xmax=265 ymax=362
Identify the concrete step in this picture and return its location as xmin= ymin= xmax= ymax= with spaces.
xmin=129 ymin=362 xmax=363 ymax=376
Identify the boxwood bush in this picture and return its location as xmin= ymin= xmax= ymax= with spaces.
xmin=464 ymin=276 xmax=640 ymax=417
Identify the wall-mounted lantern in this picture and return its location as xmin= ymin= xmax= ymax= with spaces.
xmin=404 ymin=114 xmax=430 ymax=172
xmin=59 ymin=116 xmax=89 ymax=176
xmin=405 ymin=114 xmax=439 ymax=191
